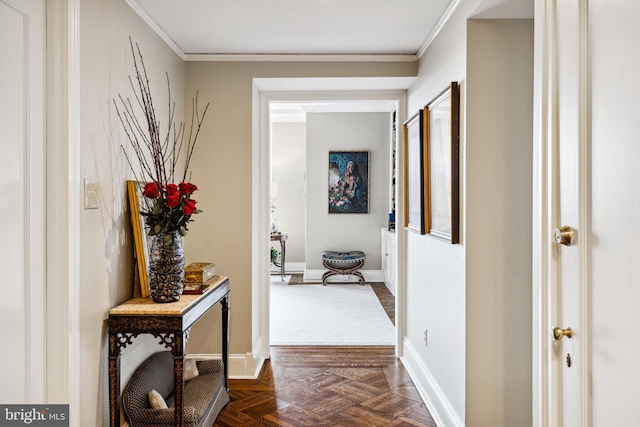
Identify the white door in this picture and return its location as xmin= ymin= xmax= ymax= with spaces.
xmin=589 ymin=1 xmax=640 ymax=425
xmin=537 ymin=0 xmax=586 ymax=424
xmin=550 ymin=0 xmax=586 ymax=424
xmin=0 ymin=0 xmax=45 ymax=403
xmin=537 ymin=0 xmax=640 ymax=425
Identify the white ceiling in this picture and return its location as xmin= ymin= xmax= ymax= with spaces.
xmin=127 ymin=0 xmax=455 ymax=57
xmin=126 ymin=0 xmax=533 ymax=119
xmin=127 ymin=0 xmax=533 ymax=58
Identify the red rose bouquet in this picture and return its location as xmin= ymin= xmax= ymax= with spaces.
xmin=115 ymin=39 xmax=209 ymax=236
xmin=139 ymin=181 xmax=202 ymax=236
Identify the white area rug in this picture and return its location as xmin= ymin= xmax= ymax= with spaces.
xmin=270 ymin=277 xmax=395 ymax=345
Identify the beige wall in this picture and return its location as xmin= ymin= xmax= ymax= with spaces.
xmin=403 ymin=2 xmax=534 ymax=424
xmin=79 ymin=1 xmax=184 ymax=425
xmin=465 ymin=19 xmax=533 ymax=426
xmin=404 ymin=0 xmax=474 ymax=422
xmin=183 ymin=60 xmax=416 ymax=356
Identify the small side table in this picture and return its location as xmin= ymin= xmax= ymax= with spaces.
xmin=270 ymin=232 xmax=287 ymax=280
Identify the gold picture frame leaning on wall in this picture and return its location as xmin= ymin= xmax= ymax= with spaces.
xmin=127 ymin=180 xmax=152 ymax=298
xmin=403 ymin=110 xmax=429 ymax=234
xmin=425 ymin=82 xmax=460 ymax=243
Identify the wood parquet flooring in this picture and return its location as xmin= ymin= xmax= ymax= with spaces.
xmin=370 ymin=283 xmax=395 ymax=325
xmin=213 ymin=347 xmax=436 ymax=427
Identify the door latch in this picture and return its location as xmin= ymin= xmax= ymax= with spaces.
xmin=552 ymin=325 xmax=573 ymax=341
xmin=553 ymin=225 xmax=575 ymax=246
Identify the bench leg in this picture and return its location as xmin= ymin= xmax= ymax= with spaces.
xmin=321 ymin=259 xmax=366 ymax=285
xmin=354 ymin=271 xmax=365 ymax=286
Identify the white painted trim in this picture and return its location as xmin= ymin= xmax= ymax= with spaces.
xmin=394 ymin=94 xmax=407 ymax=357
xmin=302 ymin=269 xmax=384 ymax=284
xmin=14 ymin=0 xmax=47 ymax=402
xmin=66 ymin=0 xmax=81 ymax=423
xmin=533 ymin=0 xmax=592 ymax=425
xmin=400 ymin=338 xmax=464 ymax=427
xmin=269 ymin=261 xmax=306 ymax=275
xmin=532 ymin=0 xmax=551 ymax=424
xmin=250 ymin=336 xmax=267 ymax=378
xmin=185 ymin=53 xmax=417 ymax=63
xmin=577 ymin=1 xmax=592 ymax=424
xmin=284 ymin=262 xmax=306 ymax=273
xmin=254 ymin=79 xmax=415 ymax=93
xmin=254 ymin=86 xmax=406 ymax=359
xmin=416 ymin=0 xmax=463 ymax=59
xmin=123 ymin=0 xmax=185 ymax=60
xmin=189 ymin=349 xmax=266 ymax=380
xmin=256 ymin=90 xmax=272 ymax=361
xmin=44 ymin=1 xmax=81 ymax=422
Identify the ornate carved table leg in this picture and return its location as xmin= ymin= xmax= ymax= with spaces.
xmin=171 ymin=334 xmax=185 ymax=427
xmin=221 ymin=294 xmax=230 ymax=391
xmin=108 ymin=333 xmax=121 ymax=427
xmin=109 ymin=332 xmax=138 ymax=427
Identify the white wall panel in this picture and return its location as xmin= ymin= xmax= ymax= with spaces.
xmin=0 ymin=0 xmax=45 ymax=404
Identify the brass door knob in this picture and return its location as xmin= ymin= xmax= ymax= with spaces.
xmin=552 ymin=325 xmax=573 ymax=341
xmin=554 ymin=225 xmax=575 ymax=246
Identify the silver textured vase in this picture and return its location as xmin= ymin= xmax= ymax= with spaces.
xmin=148 ymin=231 xmax=185 ymax=303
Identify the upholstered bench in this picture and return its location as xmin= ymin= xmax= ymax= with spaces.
xmin=321 ymin=251 xmax=366 ymax=286
xmin=122 ymin=351 xmax=229 ymax=427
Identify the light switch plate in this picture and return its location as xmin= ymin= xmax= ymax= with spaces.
xmin=84 ymin=179 xmax=99 ymax=209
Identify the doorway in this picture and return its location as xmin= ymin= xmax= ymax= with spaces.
xmin=253 ymin=83 xmax=409 ymax=358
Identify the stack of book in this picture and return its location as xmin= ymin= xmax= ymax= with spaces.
xmin=183 ymin=262 xmax=218 ymax=295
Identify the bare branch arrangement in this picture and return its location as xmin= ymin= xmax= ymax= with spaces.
xmin=115 ymin=38 xmax=210 ymax=236
xmin=115 ymin=38 xmax=209 ymax=185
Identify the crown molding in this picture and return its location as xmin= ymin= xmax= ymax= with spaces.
xmin=124 ymin=0 xmax=186 ymax=60
xmin=184 ymin=53 xmax=417 ymax=62
xmin=417 ymin=0 xmax=462 ymax=59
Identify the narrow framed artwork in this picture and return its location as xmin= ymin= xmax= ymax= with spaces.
xmin=328 ymin=151 xmax=370 ymax=214
xmin=425 ymin=82 xmax=460 ymax=243
xmin=403 ymin=110 xmax=429 ymax=234
xmin=127 ymin=180 xmax=152 ymax=297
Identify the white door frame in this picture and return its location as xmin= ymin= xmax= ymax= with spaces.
xmin=252 ymin=83 xmax=408 ymax=363
xmin=532 ymin=0 xmax=591 ymax=425
xmin=2 ymin=0 xmax=46 ymax=403
xmin=45 ymin=0 xmax=81 ymax=422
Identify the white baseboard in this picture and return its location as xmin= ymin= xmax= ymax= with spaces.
xmin=270 ymin=262 xmax=306 ymax=275
xmin=189 ymin=338 xmax=266 ymax=379
xmin=285 ymin=262 xmax=306 ymax=274
xmin=400 ymin=338 xmax=464 ymax=427
xmin=303 ymin=269 xmax=384 ymax=283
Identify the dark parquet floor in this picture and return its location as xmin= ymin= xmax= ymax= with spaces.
xmin=370 ymin=282 xmax=395 ymax=325
xmin=213 ymin=346 xmax=437 ymax=427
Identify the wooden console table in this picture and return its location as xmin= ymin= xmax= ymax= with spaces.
xmin=108 ymin=276 xmax=230 ymax=427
